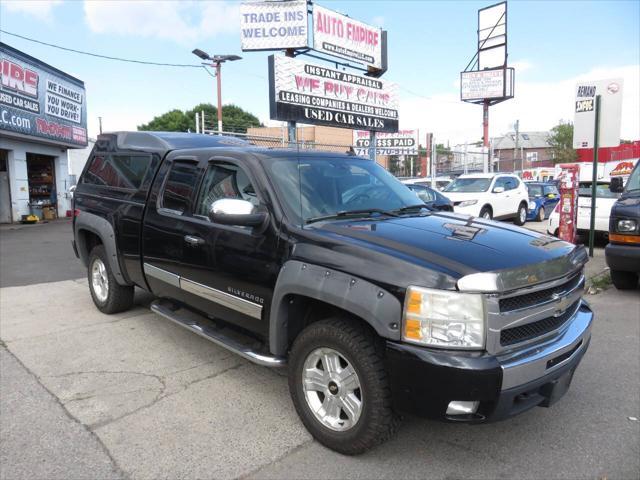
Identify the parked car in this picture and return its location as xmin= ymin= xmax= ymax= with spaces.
xmin=73 ymin=132 xmax=593 ymax=455
xmin=525 ymin=182 xmax=560 ymax=222
xmin=547 ymin=180 xmax=620 ymax=237
xmin=606 ymin=162 xmax=640 ymax=289
xmin=403 ymin=183 xmax=453 ymax=211
xmin=401 ymin=176 xmax=452 ymax=191
xmin=444 ymin=173 xmax=529 ymax=225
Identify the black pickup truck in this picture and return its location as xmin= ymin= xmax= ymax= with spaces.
xmin=73 ymin=132 xmax=593 ymax=455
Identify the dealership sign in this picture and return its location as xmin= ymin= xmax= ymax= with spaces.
xmin=573 ymin=78 xmax=623 ymax=149
xmin=460 ymin=68 xmax=514 ymax=101
xmin=268 ymin=55 xmax=398 ymax=132
xmin=240 ymin=1 xmax=308 ymax=51
xmin=313 ymin=4 xmax=386 ymax=71
xmin=0 ymin=43 xmax=87 ymax=147
xmin=353 ymin=129 xmax=417 ymax=156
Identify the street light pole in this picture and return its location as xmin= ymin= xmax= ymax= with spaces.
xmin=192 ymin=49 xmax=241 ymax=134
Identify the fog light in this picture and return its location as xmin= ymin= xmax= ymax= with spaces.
xmin=446 ymin=400 xmax=479 ymax=415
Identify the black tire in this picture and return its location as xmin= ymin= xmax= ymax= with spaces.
xmin=537 ymin=207 xmax=545 ymax=222
xmin=610 ymin=270 xmax=639 ymax=290
xmin=288 ymin=317 xmax=399 ymax=455
xmin=479 ymin=206 xmax=492 ymax=220
xmin=88 ymin=245 xmax=134 ymax=314
xmin=514 ymin=203 xmax=527 ymax=226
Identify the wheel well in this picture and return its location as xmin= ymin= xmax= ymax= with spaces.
xmin=480 ymin=204 xmax=492 ymax=214
xmin=519 ymin=201 xmax=528 ymax=209
xmin=281 ymin=294 xmax=376 ymax=353
xmin=77 ymin=229 xmax=103 ymax=265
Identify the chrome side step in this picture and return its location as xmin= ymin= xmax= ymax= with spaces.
xmin=150 ymin=300 xmax=286 ymax=368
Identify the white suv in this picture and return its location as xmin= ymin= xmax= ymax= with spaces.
xmin=443 ymin=173 xmax=530 ymax=225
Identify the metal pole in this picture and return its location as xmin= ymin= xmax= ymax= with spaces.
xmin=431 ymin=135 xmax=436 ymax=189
xmin=369 ymin=131 xmax=376 ymax=162
xmin=195 ymin=112 xmax=200 ymax=134
xmin=98 ymin=117 xmax=103 ymax=134
xmin=588 ymin=95 xmax=601 ymax=257
xmin=483 ymin=100 xmax=489 ymax=148
xmin=288 ymin=121 xmax=297 ymax=148
xmin=201 ymin=110 xmax=205 ymax=134
xmin=216 ymin=62 xmax=223 ymax=133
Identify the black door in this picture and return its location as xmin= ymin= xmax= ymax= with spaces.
xmin=142 ymin=154 xmax=281 ymax=337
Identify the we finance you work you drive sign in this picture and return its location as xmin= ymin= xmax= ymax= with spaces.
xmin=0 ymin=43 xmax=87 ymax=147
xmin=268 ymin=55 xmax=398 ymax=132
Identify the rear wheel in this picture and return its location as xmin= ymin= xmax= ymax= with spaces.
xmin=479 ymin=206 xmax=492 ymax=220
xmin=537 ymin=207 xmax=545 ymax=222
xmin=514 ymin=203 xmax=527 ymax=226
xmin=610 ymin=270 xmax=639 ymax=290
xmin=88 ymin=245 xmax=134 ymax=314
xmin=288 ymin=317 xmax=399 ymax=455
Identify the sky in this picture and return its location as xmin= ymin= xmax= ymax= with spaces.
xmin=1 ymin=0 xmax=638 ymax=146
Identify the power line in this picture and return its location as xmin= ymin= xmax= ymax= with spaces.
xmin=0 ymin=29 xmax=204 ymax=68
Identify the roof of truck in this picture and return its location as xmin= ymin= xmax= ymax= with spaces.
xmin=99 ymin=131 xmax=253 ymax=154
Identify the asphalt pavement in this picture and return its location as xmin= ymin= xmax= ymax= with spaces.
xmin=0 ymin=218 xmax=638 ymax=480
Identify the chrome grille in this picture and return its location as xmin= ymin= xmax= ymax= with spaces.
xmin=499 ymin=273 xmax=584 ymax=312
xmin=500 ymin=300 xmax=581 ymax=346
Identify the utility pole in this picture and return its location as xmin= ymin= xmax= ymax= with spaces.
xmin=513 ymin=119 xmax=520 ymax=172
xmin=98 ymin=117 xmax=103 ymax=134
xmin=483 ymin=99 xmax=490 ymax=148
xmin=192 ymin=49 xmax=242 ymax=134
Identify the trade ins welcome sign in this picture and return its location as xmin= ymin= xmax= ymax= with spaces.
xmin=268 ymin=55 xmax=398 ymax=132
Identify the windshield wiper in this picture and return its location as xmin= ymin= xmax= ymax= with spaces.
xmin=394 ymin=203 xmax=431 ymax=213
xmin=305 ymin=208 xmax=399 ymax=224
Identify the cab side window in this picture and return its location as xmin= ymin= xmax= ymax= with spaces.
xmin=195 ymin=162 xmax=259 ymax=219
xmin=161 ymin=161 xmax=199 ymax=215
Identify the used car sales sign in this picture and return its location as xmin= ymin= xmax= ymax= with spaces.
xmin=268 ymin=55 xmax=398 ymax=132
xmin=313 ymin=4 xmax=385 ymax=70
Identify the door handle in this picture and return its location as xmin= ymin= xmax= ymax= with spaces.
xmin=184 ymin=235 xmax=205 ymax=246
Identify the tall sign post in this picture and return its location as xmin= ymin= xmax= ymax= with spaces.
xmin=573 ymin=78 xmax=623 ymax=255
xmin=460 ymin=2 xmax=514 ymax=147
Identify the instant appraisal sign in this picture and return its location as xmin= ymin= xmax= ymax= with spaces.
xmin=268 ymin=55 xmax=398 ymax=132
xmin=0 ymin=43 xmax=87 ymax=147
xmin=353 ymin=130 xmax=418 ymax=156
xmin=313 ymin=4 xmax=386 ymax=71
xmin=240 ymin=1 xmax=308 ymax=51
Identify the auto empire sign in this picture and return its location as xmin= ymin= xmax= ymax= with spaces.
xmin=268 ymin=55 xmax=398 ymax=132
xmin=353 ymin=129 xmax=418 ymax=156
xmin=313 ymin=4 xmax=386 ymax=71
xmin=240 ymin=1 xmax=308 ymax=51
xmin=0 ymin=44 xmax=87 ymax=147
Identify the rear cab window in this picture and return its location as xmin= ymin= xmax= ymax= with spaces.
xmin=83 ymin=154 xmax=151 ymax=190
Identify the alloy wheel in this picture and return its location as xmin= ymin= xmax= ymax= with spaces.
xmin=91 ymin=258 xmax=109 ymax=303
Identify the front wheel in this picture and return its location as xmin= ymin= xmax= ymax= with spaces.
xmin=514 ymin=203 xmax=527 ymax=226
xmin=88 ymin=245 xmax=134 ymax=314
xmin=610 ymin=270 xmax=639 ymax=290
xmin=288 ymin=317 xmax=399 ymax=455
xmin=479 ymin=206 xmax=492 ymax=220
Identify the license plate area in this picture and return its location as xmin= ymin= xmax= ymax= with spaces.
xmin=539 ymin=368 xmax=576 ymax=407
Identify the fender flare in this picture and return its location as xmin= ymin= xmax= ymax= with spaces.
xmin=74 ymin=211 xmax=130 ymax=286
xmin=269 ymin=260 xmax=402 ymax=356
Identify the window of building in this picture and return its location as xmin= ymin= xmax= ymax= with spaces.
xmin=194 ymin=162 xmax=258 ymax=219
xmin=161 ymin=161 xmax=199 ymax=215
xmin=526 ymin=152 xmax=539 ymax=163
xmin=83 ymin=154 xmax=151 ymax=189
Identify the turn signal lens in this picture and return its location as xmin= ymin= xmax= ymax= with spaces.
xmin=404 ymin=318 xmax=422 ymax=340
xmin=609 ymin=233 xmax=640 ymax=244
xmin=406 ymin=290 xmax=423 ymax=315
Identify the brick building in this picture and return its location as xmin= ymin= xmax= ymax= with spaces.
xmin=492 ymin=131 xmax=554 ymax=172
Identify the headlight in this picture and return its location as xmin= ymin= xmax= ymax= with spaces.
xmin=617 ymin=219 xmax=637 ymax=232
xmin=528 ymin=201 xmax=536 ymax=210
xmin=458 ymin=200 xmax=477 ymax=207
xmin=402 ymin=286 xmax=485 ymax=349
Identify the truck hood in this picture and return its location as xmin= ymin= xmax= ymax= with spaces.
xmin=296 ymin=212 xmax=585 ymax=291
xmin=612 ymin=194 xmax=640 ymax=218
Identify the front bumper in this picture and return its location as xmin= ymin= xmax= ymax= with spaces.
xmin=605 ymin=242 xmax=640 ymax=273
xmin=385 ymin=300 xmax=593 ymax=422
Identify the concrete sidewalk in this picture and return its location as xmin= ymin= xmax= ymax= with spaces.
xmin=1 ymin=279 xmax=638 ymax=480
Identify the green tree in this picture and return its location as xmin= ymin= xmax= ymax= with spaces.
xmin=138 ymin=103 xmax=262 ymax=133
xmin=549 ymin=121 xmax=577 ymax=164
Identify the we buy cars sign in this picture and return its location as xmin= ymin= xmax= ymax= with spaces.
xmin=313 ymin=4 xmax=386 ymax=71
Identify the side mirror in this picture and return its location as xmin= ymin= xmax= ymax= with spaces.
xmin=609 ymin=177 xmax=624 ymax=193
xmin=546 ymin=193 xmax=556 ymax=199
xmin=493 ymin=186 xmax=505 ymax=193
xmin=209 ymin=198 xmax=268 ymax=227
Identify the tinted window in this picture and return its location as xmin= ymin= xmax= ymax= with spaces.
xmin=493 ymin=177 xmax=508 ymax=191
xmin=161 ymin=161 xmax=199 ymax=214
xmin=409 ymin=185 xmax=435 ymax=202
xmin=195 ymin=162 xmax=258 ymax=218
xmin=444 ymin=178 xmax=491 ymax=193
xmin=83 ymin=154 xmax=151 ymax=189
xmin=527 ymin=184 xmax=543 ymax=197
xmin=504 ymin=177 xmax=519 ymax=190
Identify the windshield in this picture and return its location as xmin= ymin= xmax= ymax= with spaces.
xmin=267 ymin=156 xmax=421 ymax=224
xmin=444 ymin=177 xmax=491 ymax=193
xmin=527 ymin=184 xmax=543 ymax=197
xmin=578 ymin=183 xmax=620 ymax=199
xmin=624 ymin=163 xmax=640 ymax=193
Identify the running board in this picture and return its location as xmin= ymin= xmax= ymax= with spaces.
xmin=150 ymin=300 xmax=287 ymax=368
